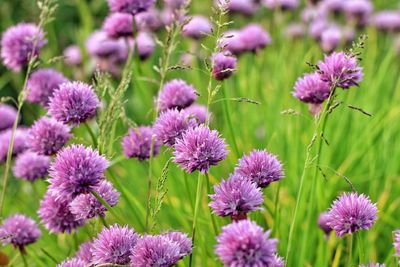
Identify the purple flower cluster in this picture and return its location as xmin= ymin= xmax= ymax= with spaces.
xmin=103 ymin=12 xmax=134 ymax=38
xmin=13 ymin=151 xmax=50 ymax=181
xmin=0 ymin=104 xmax=17 ymax=131
xmin=318 ymin=211 xmax=332 ymax=235
xmin=135 ymin=32 xmax=156 ymax=60
xmin=327 ymin=192 xmax=377 ymax=237
xmin=107 ymin=0 xmax=155 ymax=15
xmin=183 ymin=104 xmax=209 ymax=124
xmin=182 ymin=16 xmax=213 ymax=39
xmin=0 ymin=128 xmax=29 ymax=163
xmin=122 ymin=126 xmax=160 ymax=160
xmin=63 ymin=45 xmax=82 ymax=66
xmin=158 ymin=79 xmax=197 ymax=111
xmin=293 ymin=72 xmax=331 ymax=104
xmin=212 ymin=52 xmax=237 ymax=81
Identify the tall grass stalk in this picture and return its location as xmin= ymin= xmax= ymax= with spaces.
xmin=189 ymin=172 xmax=204 ymax=267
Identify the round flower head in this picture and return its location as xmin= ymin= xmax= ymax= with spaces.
xmin=26 ymin=68 xmax=68 ymax=107
xmin=284 ymin=23 xmax=306 ymax=39
xmin=162 ymin=231 xmax=192 ymax=258
xmin=293 ymin=72 xmax=331 ymax=104
xmin=48 ymin=144 xmax=109 ymax=199
xmin=239 ymin=24 xmax=271 ymax=52
xmin=122 ymin=126 xmax=160 ymax=160
xmin=103 ymin=13 xmax=134 ymax=39
xmin=107 ymin=0 xmax=155 ymax=15
xmin=215 ymin=220 xmax=278 ymax=266
xmin=318 ymin=212 xmax=332 ymax=235
xmin=0 ymin=214 xmax=41 ymax=250
xmin=28 ymin=117 xmax=71 ymax=155
xmin=69 ymin=180 xmax=120 ymax=220
xmin=0 ymin=104 xmax=17 ymax=131
xmin=135 ymin=32 xmax=155 ymax=60
xmin=91 ymin=224 xmax=139 ymax=265
xmin=13 ymin=151 xmax=50 ymax=181
xmin=309 ymin=19 xmax=329 ymax=40
xmin=173 ymin=125 xmax=228 ymax=173
xmin=184 ymin=104 xmax=209 ymax=124
xmin=394 ymin=230 xmax=400 ymax=257
xmin=63 ymin=45 xmax=82 ymax=66
xmin=219 ymin=30 xmax=246 ymax=55
xmin=359 ymin=264 xmax=385 ymax=267
xmin=320 ymin=26 xmax=342 ymax=52
xmin=57 ymin=258 xmax=86 ymax=267
xmin=164 ymin=0 xmax=187 ymax=9
xmin=343 ymin=0 xmax=373 ymax=26
xmin=135 ymin=9 xmax=162 ymax=32
xmin=327 ymin=192 xmax=377 ymax=237
xmin=235 ymin=149 xmax=284 ymax=188
xmin=212 ymin=52 xmax=237 ymax=81
xmin=319 ymin=0 xmax=345 ymax=14
xmin=38 ymin=192 xmax=85 ymax=234
xmin=371 ymin=11 xmax=400 ymax=32
xmin=130 ymin=235 xmax=181 ymax=267
xmin=76 ymin=241 xmax=93 ymax=264
xmin=154 ymin=109 xmax=197 ymax=147
xmin=48 ymin=81 xmax=99 ymax=125
xmin=262 ymin=0 xmax=299 ymax=10
xmin=158 ymin=79 xmax=197 ymax=111
xmin=216 ymin=0 xmax=258 ymax=16
xmin=209 ymin=174 xmax=263 ymax=220
xmin=182 ymin=16 xmax=213 ymax=39
xmin=1 ymin=23 xmax=46 ymax=72
xmin=318 ymin=51 xmax=363 ymax=89
xmin=86 ymin=31 xmax=126 ymax=59
xmin=0 ymin=128 xmax=28 ymax=163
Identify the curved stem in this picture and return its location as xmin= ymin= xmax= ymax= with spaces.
xmin=189 ymin=173 xmax=204 ymax=267
xmin=83 ymin=122 xmax=97 ymax=147
xmin=205 ymin=173 xmax=219 ymax=236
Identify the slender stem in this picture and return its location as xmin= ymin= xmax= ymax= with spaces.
xmin=100 ymin=215 xmax=109 ymax=228
xmin=41 ymin=248 xmax=58 ymax=264
xmin=184 ymin=172 xmax=194 ymax=212
xmin=357 ymin=232 xmax=364 ymax=264
xmin=19 ymin=249 xmax=28 ymax=267
xmin=205 ymin=173 xmax=218 ymax=236
xmin=83 ymin=122 xmax=98 ymax=147
xmin=145 ymin=137 xmax=155 ymax=232
xmin=348 ymin=235 xmax=353 ymax=266
xmin=189 ymin=173 xmax=204 ymax=267
xmin=90 ymin=190 xmax=123 ymax=223
xmin=221 ymin=85 xmax=240 ymax=158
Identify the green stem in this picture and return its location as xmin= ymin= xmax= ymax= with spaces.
xmin=221 ymin=85 xmax=240 ymax=158
xmin=19 ymin=249 xmax=28 ymax=267
xmin=41 ymin=248 xmax=58 ymax=264
xmin=348 ymin=235 xmax=353 ymax=266
xmin=189 ymin=173 xmax=204 ymax=267
xmin=84 ymin=122 xmax=98 ymax=147
xmin=357 ymin=232 xmax=364 ymax=264
xmin=205 ymin=173 xmax=218 ymax=236
xmin=100 ymin=216 xmax=109 ymax=228
xmin=91 ymin=190 xmax=123 ymax=223
xmin=184 ymin=172 xmax=194 ymax=212
xmin=145 ymin=137 xmax=155 ymax=232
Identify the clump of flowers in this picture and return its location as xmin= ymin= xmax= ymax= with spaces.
xmin=69 ymin=180 xmax=120 ymax=220
xmin=293 ymin=72 xmax=331 ymax=105
xmin=327 ymin=192 xmax=377 ymax=237
xmin=215 ymin=220 xmax=279 ymax=266
xmin=182 ymin=15 xmax=213 ymax=39
xmin=162 ymin=231 xmax=192 ymax=258
xmin=154 ymin=109 xmax=197 ymax=147
xmin=212 ymin=52 xmax=237 ymax=81
xmin=103 ymin=12 xmax=134 ymax=38
xmin=28 ymin=117 xmax=71 ymax=155
xmin=235 ymin=149 xmax=284 ymax=188
xmin=13 ymin=151 xmax=50 ymax=181
xmin=209 ymin=174 xmax=263 ymax=221
xmin=26 ymin=68 xmax=68 ymax=107
xmin=38 ymin=192 xmax=85 ymax=234
xmin=48 ymin=81 xmax=100 ymax=125
xmin=0 ymin=104 xmax=17 ymax=131
xmin=121 ymin=126 xmax=160 ymax=160
xmin=0 ymin=214 xmax=41 ymax=252
xmin=48 ymin=144 xmax=109 ymax=199
xmin=91 ymin=224 xmax=139 ymax=265
xmin=1 ymin=23 xmax=46 ymax=71
xmin=318 ymin=211 xmax=332 ymax=235
xmin=107 ymin=0 xmax=155 ymax=15
xmin=174 ymin=125 xmax=228 ymax=173
xmin=158 ymin=79 xmax=197 ymax=112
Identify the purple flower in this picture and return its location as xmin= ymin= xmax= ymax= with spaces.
xmin=219 ymin=30 xmax=246 ymax=55
xmin=183 ymin=104 xmax=209 ymax=124
xmin=371 ymin=11 xmax=400 ymax=32
xmin=317 ymin=51 xmax=363 ymax=89
xmin=1 ymin=23 xmax=46 ymax=72
xmin=28 ymin=117 xmax=71 ymax=155
xmin=182 ymin=16 xmax=213 ymax=39
xmin=320 ymin=26 xmax=342 ymax=52
xmin=162 ymin=231 xmax=192 ymax=258
xmin=135 ymin=9 xmax=162 ymax=32
xmin=173 ymin=125 xmax=228 ymax=173
xmin=393 ymin=230 xmax=400 ymax=257
xmin=86 ymin=31 xmax=126 ymax=59
xmin=13 ymin=151 xmax=50 ymax=181
xmin=209 ymin=174 xmax=263 ymax=220
xmin=0 ymin=128 xmax=28 ymax=163
xmin=164 ymin=0 xmax=187 ymax=9
xmin=217 ymin=0 xmax=258 ymax=16
xmin=293 ymin=72 xmax=331 ymax=104
xmin=235 ymin=149 xmax=284 ymax=188
xmin=319 ymin=0 xmax=345 ymax=14
xmin=91 ymin=224 xmax=139 ymax=265
xmin=107 ymin=0 xmax=155 ymax=15
xmin=103 ymin=13 xmax=134 ymax=39
xmin=48 ymin=145 xmax=108 ymax=199
xmin=215 ymin=220 xmax=278 ymax=266
xmin=57 ymin=258 xmax=86 ymax=267
xmin=158 ymin=79 xmax=197 ymax=111
xmin=76 ymin=241 xmax=93 ymax=263
xmin=154 ymin=109 xmax=197 ymax=147
xmin=38 ymin=192 xmax=85 ymax=234
xmin=318 ymin=212 xmax=332 ymax=235
xmin=0 ymin=104 xmax=17 ymax=131
xmin=130 ymin=235 xmax=181 ymax=267
xmin=271 ymin=254 xmax=285 ymax=267
xmin=262 ymin=0 xmax=299 ymax=10
xmin=359 ymin=264 xmax=386 ymax=267
xmin=122 ymin=126 xmax=160 ymax=160
xmin=212 ymin=52 xmax=237 ymax=81
xmin=327 ymin=192 xmax=377 ymax=237
xmin=69 ymin=180 xmax=120 ymax=220
xmin=63 ymin=45 xmax=82 ymax=66
xmin=239 ymin=24 xmax=271 ymax=52
xmin=135 ymin=32 xmax=155 ymax=60
xmin=284 ymin=23 xmax=306 ymax=39
xmin=48 ymin=81 xmax=99 ymax=125
xmin=0 ymin=214 xmax=40 ymax=250
xmin=344 ymin=0 xmax=373 ymax=26
xmin=309 ymin=19 xmax=329 ymax=40
xmin=26 ymin=68 xmax=68 ymax=107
